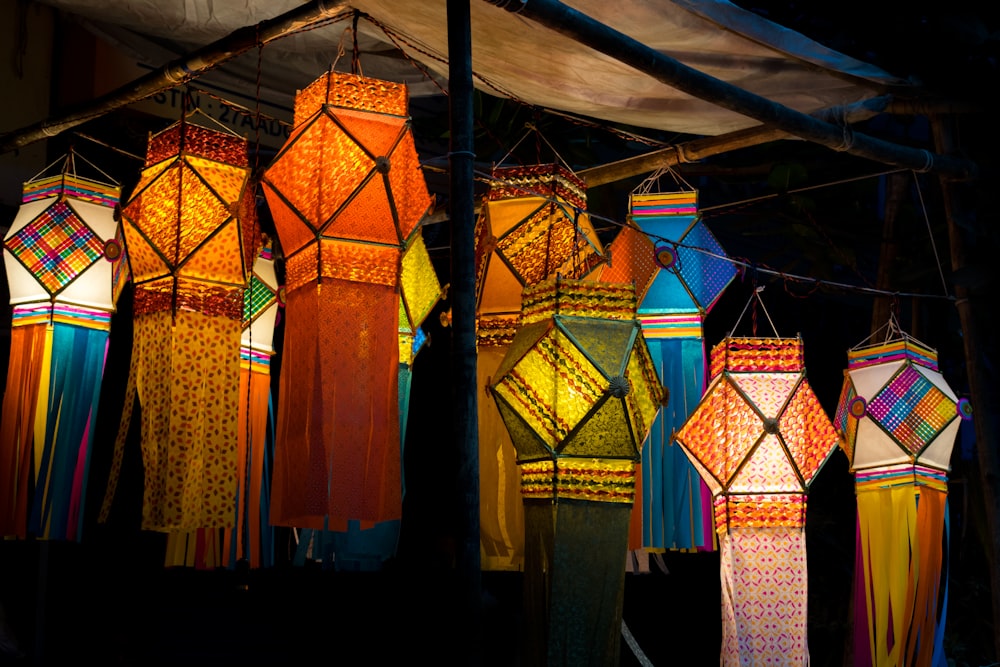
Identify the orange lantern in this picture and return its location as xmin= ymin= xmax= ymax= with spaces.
xmin=475 ymin=163 xmax=606 ymax=571
xmin=1 ymin=153 xmax=126 ymax=540
xmin=261 ymin=70 xmax=434 ymax=534
xmin=835 ymin=326 xmax=966 ymax=666
xmin=675 ymin=330 xmax=840 ymax=666
xmin=99 ymin=116 xmax=257 ymax=533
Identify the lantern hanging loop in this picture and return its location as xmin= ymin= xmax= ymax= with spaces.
xmin=181 ymin=104 xmax=243 ymax=138
xmin=633 ymin=163 xmax=695 ymax=196
xmin=729 ymin=284 xmax=779 ymax=338
xmin=351 ymin=9 xmax=363 ymax=75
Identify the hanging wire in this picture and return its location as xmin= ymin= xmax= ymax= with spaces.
xmin=351 ymin=10 xmax=363 ymax=75
xmin=632 ymin=164 xmax=695 ymax=196
xmin=911 ymin=170 xmax=951 ymax=297
xmin=730 ymin=285 xmax=779 ymax=338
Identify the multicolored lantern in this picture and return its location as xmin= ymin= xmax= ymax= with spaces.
xmin=1 ymin=154 xmax=126 ymax=540
xmin=490 ymin=277 xmax=661 ymax=664
xmin=99 ymin=117 xmax=257 ymax=533
xmin=163 ymin=239 xmax=280 ymax=569
xmin=835 ymin=329 xmax=965 ymax=666
xmin=675 ymin=334 xmax=840 ymax=666
xmin=598 ymin=186 xmax=736 ymax=552
xmin=475 ymin=163 xmax=606 ymax=571
xmin=261 ymin=70 xmax=434 ymax=536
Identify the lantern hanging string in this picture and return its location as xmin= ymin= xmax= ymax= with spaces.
xmin=729 ymin=285 xmax=779 ymax=338
xmin=632 ymin=164 xmax=695 ymax=196
xmin=911 ymin=170 xmax=950 ymax=298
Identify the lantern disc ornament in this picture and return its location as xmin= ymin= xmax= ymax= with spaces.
xmin=490 ymin=277 xmax=662 ymax=665
xmin=262 ymin=70 xmax=436 ymax=537
xmin=1 ymin=154 xmax=126 ymax=540
xmin=99 ymin=117 xmax=257 ymax=533
xmin=474 ymin=163 xmax=607 ymax=571
xmin=835 ymin=330 xmax=964 ymax=667
xmin=598 ymin=187 xmax=737 ymax=552
xmin=675 ymin=335 xmax=840 ymax=666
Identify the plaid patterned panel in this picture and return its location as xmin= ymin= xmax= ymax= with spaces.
xmin=5 ymin=201 xmax=103 ymax=294
xmin=242 ymin=272 xmax=277 ymax=328
xmin=867 ymin=365 xmax=955 ymax=454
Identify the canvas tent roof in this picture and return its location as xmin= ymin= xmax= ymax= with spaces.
xmin=31 ymin=0 xmax=910 ymax=137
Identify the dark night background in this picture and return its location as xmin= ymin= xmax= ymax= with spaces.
xmin=2 ymin=1 xmax=998 ymax=665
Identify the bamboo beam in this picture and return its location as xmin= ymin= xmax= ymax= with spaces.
xmin=485 ymin=0 xmax=978 ymax=182
xmin=0 ymin=0 xmax=350 ymax=155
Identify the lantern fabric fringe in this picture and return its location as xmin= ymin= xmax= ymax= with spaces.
xmin=719 ymin=525 xmax=810 ymax=665
xmin=853 ymin=467 xmax=950 ymax=667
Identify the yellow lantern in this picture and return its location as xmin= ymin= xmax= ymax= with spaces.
xmin=1 ymin=154 xmax=125 ymax=540
xmin=262 ymin=70 xmax=434 ymax=534
xmin=675 ymin=334 xmax=840 ymax=666
xmin=99 ymin=116 xmax=257 ymax=533
xmin=835 ymin=327 xmax=966 ymax=666
xmin=490 ymin=276 xmax=661 ymax=665
xmin=475 ymin=163 xmax=606 ymax=571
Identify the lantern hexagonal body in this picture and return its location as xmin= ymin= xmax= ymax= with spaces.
xmin=491 ymin=277 xmax=661 ymax=665
xmin=675 ymin=335 xmax=840 ymax=666
xmin=100 ymin=120 xmax=256 ymax=533
xmin=835 ymin=335 xmax=964 ymax=666
xmin=598 ymin=190 xmax=737 ymax=551
xmin=1 ymin=164 xmax=125 ymax=540
xmin=262 ymin=71 xmax=436 ymax=536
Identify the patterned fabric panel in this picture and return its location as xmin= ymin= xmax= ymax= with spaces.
xmin=520 ymin=458 xmax=636 ymax=503
xmin=674 ymin=219 xmax=737 ymax=312
xmin=5 ymin=201 xmax=103 ymax=294
xmin=868 ymin=365 xmax=955 ymax=454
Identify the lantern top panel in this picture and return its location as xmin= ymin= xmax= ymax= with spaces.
xmin=710 ymin=336 xmax=804 ymax=377
xmin=847 ymin=336 xmax=938 ymax=372
xmin=146 ymin=122 xmax=249 ymax=168
xmin=294 ymin=70 xmax=409 ymax=127
xmin=487 ymin=164 xmax=586 ymax=210
xmin=629 ymin=191 xmax=698 ymax=218
xmin=22 ymin=174 xmax=120 ymax=208
xmin=520 ymin=277 xmax=637 ymax=325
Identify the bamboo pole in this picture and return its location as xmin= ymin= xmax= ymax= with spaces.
xmin=931 ymin=113 xmax=1000 ymax=662
xmin=484 ymin=0 xmax=978 ymax=182
xmin=0 ymin=0 xmax=350 ymax=155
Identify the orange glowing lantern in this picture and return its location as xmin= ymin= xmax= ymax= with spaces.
xmin=99 ymin=116 xmax=257 ymax=533
xmin=475 ymin=163 xmax=606 ymax=571
xmin=675 ymin=329 xmax=839 ymax=666
xmin=261 ymin=70 xmax=434 ymax=534
xmin=1 ymin=153 xmax=126 ymax=540
xmin=490 ymin=276 xmax=661 ymax=664
xmin=835 ymin=324 xmax=966 ymax=666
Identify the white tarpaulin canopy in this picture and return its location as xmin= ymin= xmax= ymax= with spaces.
xmin=33 ymin=0 xmax=909 ymax=136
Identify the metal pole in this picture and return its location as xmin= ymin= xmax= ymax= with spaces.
xmin=447 ymin=0 xmax=483 ymax=663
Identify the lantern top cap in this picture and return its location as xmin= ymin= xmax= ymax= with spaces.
xmin=710 ymin=335 xmax=805 ymax=374
xmin=293 ymin=70 xmax=409 ymax=126
xmin=487 ymin=163 xmax=586 ymax=209
xmin=847 ymin=318 xmax=938 ymax=371
xmin=21 ymin=151 xmax=121 ymax=204
xmin=145 ymin=118 xmax=249 ymax=168
xmin=520 ymin=276 xmax=637 ymax=324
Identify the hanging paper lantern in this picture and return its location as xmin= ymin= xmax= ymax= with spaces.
xmin=490 ymin=277 xmax=661 ymax=664
xmin=99 ymin=118 xmax=257 ymax=533
xmin=475 ymin=163 xmax=606 ymax=571
xmin=1 ymin=156 xmax=126 ymax=540
xmin=261 ymin=70 xmax=434 ymax=536
xmin=599 ymin=189 xmax=736 ymax=552
xmin=675 ymin=335 xmax=840 ymax=666
xmin=835 ymin=332 xmax=965 ymax=666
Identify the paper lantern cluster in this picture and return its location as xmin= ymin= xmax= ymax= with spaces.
xmin=1 ymin=157 xmax=126 ymax=540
